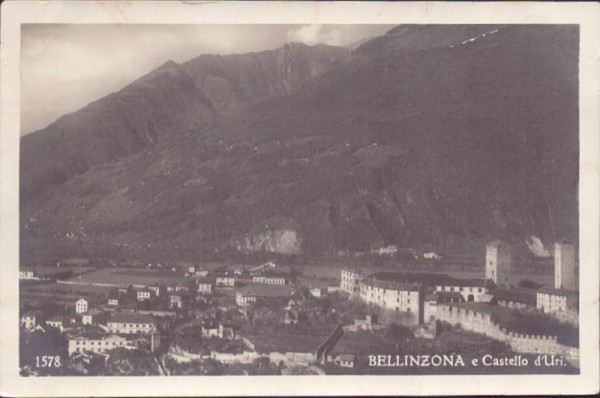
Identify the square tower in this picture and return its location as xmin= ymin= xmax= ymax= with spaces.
xmin=485 ymin=240 xmax=511 ymax=288
xmin=555 ymin=242 xmax=576 ymax=291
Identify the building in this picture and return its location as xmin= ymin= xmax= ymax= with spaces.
xmin=327 ymin=285 xmax=340 ymax=294
xmin=337 ymin=354 xmax=356 ymax=368
xmin=19 ymin=270 xmax=36 ymax=280
xmin=536 ymin=287 xmax=578 ymax=313
xmin=235 ymin=292 xmax=256 ymax=307
xmin=555 ymin=242 xmax=576 ymax=291
xmin=433 ymin=279 xmax=491 ymax=303
xmin=82 ymin=313 xmax=94 ymax=325
xmin=46 ymin=316 xmax=64 ymax=331
xmin=107 ymin=313 xmax=157 ymax=334
xmin=196 ymin=280 xmax=213 ymax=295
xmin=202 ymin=323 xmax=220 ymax=337
xmin=75 ymin=298 xmax=88 ymax=314
xmin=169 ymin=294 xmax=185 ymax=309
xmin=252 ymin=275 xmax=286 ymax=285
xmin=69 ymin=352 xmax=107 ymax=375
xmin=340 ymin=268 xmax=364 ymax=297
xmin=359 ymin=277 xmax=421 ymax=322
xmin=369 ymin=271 xmax=491 ymax=303
xmin=20 ymin=312 xmax=37 ymax=329
xmin=147 ymin=286 xmax=162 ymax=297
xmin=490 ymin=288 xmax=536 ymax=310
xmin=201 ymin=323 xmax=234 ymax=339
xmin=309 ymin=287 xmax=322 ymax=298
xmin=107 ymin=297 xmax=119 ymax=306
xmin=216 ymin=276 xmax=235 ymax=287
xmin=485 ymin=240 xmax=511 ymax=288
xmin=349 ymin=314 xmax=378 ymax=331
xmin=137 ymin=290 xmax=152 ymax=301
xmin=175 ymin=284 xmax=189 ymax=292
xmin=68 ymin=334 xmax=132 ymax=355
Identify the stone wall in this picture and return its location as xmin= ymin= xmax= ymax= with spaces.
xmin=436 ymin=304 xmax=579 ymax=366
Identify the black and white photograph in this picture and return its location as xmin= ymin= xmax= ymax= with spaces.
xmin=1 ymin=1 xmax=599 ymax=396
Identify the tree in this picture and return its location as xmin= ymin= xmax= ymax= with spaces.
xmin=387 ymin=323 xmax=413 ymax=341
xmin=518 ymin=279 xmax=541 ymax=289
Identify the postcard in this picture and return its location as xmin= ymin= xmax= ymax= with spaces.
xmin=1 ymin=1 xmax=598 ymax=396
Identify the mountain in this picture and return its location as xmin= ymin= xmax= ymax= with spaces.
xmin=21 ymin=43 xmax=348 ymax=203
xmin=21 ymin=60 xmax=219 ymax=201
xmin=181 ymin=43 xmax=350 ymax=113
xmin=20 ymin=25 xmax=578 ymax=261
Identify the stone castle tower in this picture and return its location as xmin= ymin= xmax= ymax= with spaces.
xmin=554 ymin=242 xmax=576 ymax=291
xmin=485 ymin=240 xmax=511 ymax=288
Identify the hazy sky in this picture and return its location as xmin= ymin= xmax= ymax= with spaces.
xmin=21 ymin=24 xmax=393 ymax=135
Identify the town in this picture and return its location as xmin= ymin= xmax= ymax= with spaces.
xmin=19 ymin=241 xmax=579 ymax=376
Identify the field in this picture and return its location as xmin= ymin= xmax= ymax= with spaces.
xmin=20 ymin=281 xmax=111 ymax=307
xmin=65 ymin=267 xmax=188 ymax=287
xmin=21 ymin=265 xmax=96 ymax=276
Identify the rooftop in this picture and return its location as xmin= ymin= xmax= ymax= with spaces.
xmin=537 ymin=286 xmax=577 ymax=296
xmin=361 ymin=277 xmax=420 ymax=292
xmin=491 ymin=287 xmax=536 ymax=305
xmin=368 ymin=271 xmax=492 ymax=288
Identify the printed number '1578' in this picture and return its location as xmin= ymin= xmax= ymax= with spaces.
xmin=35 ymin=355 xmax=61 ymax=368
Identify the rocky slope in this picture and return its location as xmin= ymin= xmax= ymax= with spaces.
xmin=182 ymin=43 xmax=350 ymax=114
xmin=20 ymin=25 xmax=579 ymax=259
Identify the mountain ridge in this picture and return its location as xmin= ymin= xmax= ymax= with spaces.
xmin=20 ymin=25 xmax=579 ymax=260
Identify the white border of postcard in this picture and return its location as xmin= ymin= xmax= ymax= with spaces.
xmin=1 ymin=1 xmax=599 ymax=396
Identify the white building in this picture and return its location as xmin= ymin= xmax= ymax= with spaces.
xmin=536 ymin=287 xmax=578 ymax=313
xmin=309 ymin=287 xmax=322 ymax=298
xmin=216 ymin=276 xmax=235 ymax=287
xmin=433 ymin=281 xmax=489 ymax=303
xmin=147 ymin=286 xmax=162 ymax=297
xmin=46 ymin=316 xmax=64 ymax=331
xmin=327 ymin=286 xmax=340 ymax=293
xmin=201 ymin=323 xmax=234 ymax=339
xmin=19 ymin=270 xmax=36 ymax=280
xmin=359 ymin=277 xmax=420 ymax=318
xmin=197 ymin=281 xmax=212 ymax=295
xmin=75 ymin=298 xmax=88 ymax=314
xmin=68 ymin=334 xmax=132 ymax=355
xmin=252 ymin=275 xmax=286 ymax=285
xmin=555 ymin=242 xmax=576 ymax=291
xmin=107 ymin=314 xmax=157 ymax=334
xmin=170 ymin=294 xmax=185 ymax=309
xmin=485 ymin=240 xmax=511 ymax=288
xmin=137 ymin=290 xmax=152 ymax=301
xmin=340 ymin=269 xmax=364 ymax=297
xmin=235 ymin=292 xmax=256 ymax=307
xmin=107 ymin=297 xmax=119 ymax=306
xmin=20 ymin=312 xmax=37 ymax=330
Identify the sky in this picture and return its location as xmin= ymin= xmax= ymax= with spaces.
xmin=21 ymin=24 xmax=393 ymax=135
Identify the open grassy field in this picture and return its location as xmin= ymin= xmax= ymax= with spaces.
xmin=65 ymin=267 xmax=188 ymax=287
xmin=21 ymin=265 xmax=96 ymax=276
xmin=20 ymin=281 xmax=110 ymax=307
